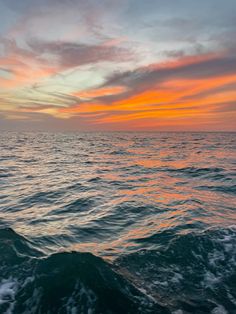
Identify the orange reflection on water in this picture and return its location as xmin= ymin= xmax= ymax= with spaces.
xmin=70 ymin=207 xmax=186 ymax=260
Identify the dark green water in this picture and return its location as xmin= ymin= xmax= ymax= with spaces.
xmin=0 ymin=132 xmax=235 ymax=313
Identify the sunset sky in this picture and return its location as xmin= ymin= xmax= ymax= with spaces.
xmin=0 ymin=0 xmax=235 ymax=131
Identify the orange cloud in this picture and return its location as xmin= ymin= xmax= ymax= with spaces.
xmin=57 ymin=63 xmax=236 ymax=129
xmin=1 ymin=47 xmax=235 ymax=131
xmin=0 ymin=53 xmax=58 ymax=89
xmin=74 ymin=86 xmax=127 ymax=99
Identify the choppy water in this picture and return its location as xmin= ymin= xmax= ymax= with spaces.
xmin=0 ymin=132 xmax=235 ymax=314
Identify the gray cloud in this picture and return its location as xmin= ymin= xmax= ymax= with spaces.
xmin=105 ymin=55 xmax=236 ymax=87
xmin=0 ymin=67 xmax=12 ymax=73
xmin=28 ymin=39 xmax=131 ymax=68
xmin=94 ymin=54 xmax=236 ymax=104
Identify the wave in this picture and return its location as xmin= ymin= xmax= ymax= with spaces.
xmin=162 ymin=166 xmax=226 ymax=179
xmin=115 ymin=227 xmax=236 ymax=313
xmin=196 ymin=184 xmax=236 ymax=195
xmin=1 ymin=227 xmax=235 ymax=313
xmin=0 ymin=228 xmax=167 ymax=314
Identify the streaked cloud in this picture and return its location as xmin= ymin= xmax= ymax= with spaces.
xmin=0 ymin=0 xmax=235 ymax=131
xmin=28 ymin=39 xmax=132 ymax=68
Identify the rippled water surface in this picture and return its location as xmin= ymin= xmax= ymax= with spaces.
xmin=0 ymin=132 xmax=235 ymax=313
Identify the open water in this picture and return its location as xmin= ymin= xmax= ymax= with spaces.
xmin=0 ymin=132 xmax=235 ymax=313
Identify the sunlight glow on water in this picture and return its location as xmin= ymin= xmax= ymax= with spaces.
xmin=0 ymin=132 xmax=235 ymax=257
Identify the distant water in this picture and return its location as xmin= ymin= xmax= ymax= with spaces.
xmin=0 ymin=132 xmax=235 ymax=314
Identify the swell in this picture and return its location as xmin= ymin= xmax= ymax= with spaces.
xmin=0 ymin=228 xmax=167 ymax=314
xmin=1 ymin=227 xmax=236 ymax=313
xmin=115 ymin=227 xmax=236 ymax=313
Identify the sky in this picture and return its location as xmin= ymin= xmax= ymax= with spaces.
xmin=0 ymin=0 xmax=235 ymax=131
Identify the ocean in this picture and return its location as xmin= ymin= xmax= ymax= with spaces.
xmin=0 ymin=132 xmax=235 ymax=314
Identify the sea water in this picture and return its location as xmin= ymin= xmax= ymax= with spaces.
xmin=0 ymin=132 xmax=235 ymax=313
